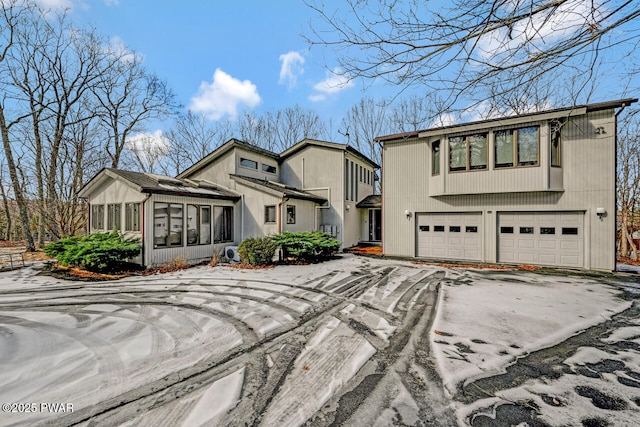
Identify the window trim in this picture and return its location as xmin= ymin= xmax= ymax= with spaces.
xmin=125 ymin=202 xmax=141 ymax=232
xmin=286 ymin=205 xmax=296 ymax=224
xmin=264 ymin=205 xmax=276 ymax=224
xmin=91 ymin=204 xmax=105 ymax=230
xmin=494 ymin=126 xmax=540 ymax=169
xmin=107 ymin=203 xmax=121 ymax=231
xmin=448 ymin=133 xmax=488 ymax=173
xmin=239 ymin=157 xmax=258 ymax=170
xmin=213 ymin=206 xmax=233 ymax=243
xmin=154 ymin=202 xmax=183 ymax=248
xmin=550 ymin=119 xmax=563 ymax=168
xmin=262 ymin=163 xmax=277 ymax=174
xmin=432 ymin=140 xmax=441 ymax=176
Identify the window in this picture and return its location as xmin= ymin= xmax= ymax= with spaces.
xmin=240 ymin=157 xmax=258 ymax=169
xmin=355 ymin=164 xmax=359 ymax=201
xmin=520 ymin=227 xmax=534 ymax=234
xmin=562 ymin=227 xmax=578 ymax=235
xmin=550 ymin=119 xmax=564 ymax=167
xmin=187 ymin=205 xmax=199 ymax=245
xmin=265 ymin=205 xmax=276 ymax=223
xmin=540 ymin=227 xmax=555 ymax=235
xmin=286 ymin=205 xmax=296 ymax=224
xmin=262 ymin=163 xmax=277 ymax=174
xmin=125 ymin=203 xmax=141 ymax=232
xmin=351 ymin=161 xmax=355 ymax=201
xmin=91 ymin=204 xmax=104 ymax=230
xmin=359 ymin=165 xmax=363 ymax=182
xmin=214 ymin=206 xmax=233 ymax=243
xmin=432 ymin=140 xmax=440 ymax=175
xmin=449 ymin=134 xmax=487 ymax=172
xmin=154 ymin=203 xmax=183 ymax=247
xmin=466 ymin=226 xmax=478 ymax=233
xmin=434 ymin=225 xmax=445 ymax=232
xmin=345 ymin=159 xmax=349 ymax=200
xmin=449 ymin=226 xmax=461 ymax=232
xmin=200 ymin=206 xmax=212 ymax=244
xmin=500 ymin=226 xmax=514 ymax=234
xmin=495 ymin=126 xmax=539 ymax=168
xmin=419 ymin=225 xmax=429 ymax=232
xmin=107 ymin=203 xmax=121 ymax=230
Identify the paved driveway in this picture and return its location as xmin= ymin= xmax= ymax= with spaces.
xmin=0 ymin=255 xmax=637 ymax=426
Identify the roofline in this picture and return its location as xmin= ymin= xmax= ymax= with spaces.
xmin=78 ymin=168 xmax=141 ymax=198
xmin=376 ymin=98 xmax=638 ymax=142
xmin=280 ymin=138 xmax=380 ymax=169
xmin=177 ymin=138 xmax=279 ymax=178
xmin=230 ymin=174 xmax=327 ymax=203
xmin=139 ymin=188 xmax=240 ymax=201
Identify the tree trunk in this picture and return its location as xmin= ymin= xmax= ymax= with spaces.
xmin=0 ymin=107 xmax=35 ymax=251
xmin=0 ymin=176 xmax=12 ymax=241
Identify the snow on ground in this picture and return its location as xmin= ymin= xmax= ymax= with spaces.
xmin=431 ymin=269 xmax=631 ymax=394
xmin=259 ymin=316 xmax=376 ymax=426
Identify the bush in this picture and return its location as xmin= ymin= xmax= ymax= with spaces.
xmin=271 ymin=231 xmax=340 ymax=262
xmin=44 ymin=231 xmax=141 ymax=273
xmin=238 ymin=236 xmax=277 ymax=266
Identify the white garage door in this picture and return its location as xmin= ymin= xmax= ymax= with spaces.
xmin=497 ymin=212 xmax=584 ymax=267
xmin=416 ymin=213 xmax=482 ymax=261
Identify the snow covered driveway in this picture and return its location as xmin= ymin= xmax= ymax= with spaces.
xmin=0 ymin=255 xmax=637 ymax=426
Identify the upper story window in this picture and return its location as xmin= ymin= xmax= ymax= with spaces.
xmin=265 ymin=205 xmax=276 ymax=223
xmin=449 ymin=133 xmax=487 ymax=172
xmin=240 ymin=157 xmax=258 ymax=169
xmin=262 ymin=163 xmax=277 ymax=174
xmin=495 ymin=126 xmax=539 ymax=168
xmin=432 ymin=140 xmax=440 ymax=175
xmin=550 ymin=119 xmax=563 ymax=167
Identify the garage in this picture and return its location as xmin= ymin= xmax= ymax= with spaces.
xmin=416 ymin=212 xmax=482 ymax=261
xmin=497 ymin=212 xmax=584 ymax=268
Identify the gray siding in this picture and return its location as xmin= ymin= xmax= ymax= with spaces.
xmin=383 ymin=109 xmax=616 ymax=270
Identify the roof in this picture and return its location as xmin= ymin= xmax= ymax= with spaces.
xmin=376 ymin=98 xmax=638 ymax=143
xmin=230 ymin=174 xmax=328 ymax=203
xmin=356 ymin=194 xmax=381 ymax=209
xmin=177 ymin=138 xmax=279 ymax=179
xmin=279 ymin=138 xmax=381 ymax=169
xmin=79 ymin=168 xmax=241 ymax=200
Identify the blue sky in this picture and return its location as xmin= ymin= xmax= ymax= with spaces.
xmin=38 ymin=0 xmax=640 ymax=141
xmin=68 ymin=0 xmax=371 ymax=129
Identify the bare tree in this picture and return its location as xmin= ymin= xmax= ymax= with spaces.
xmin=305 ymin=0 xmax=640 ymax=114
xmin=162 ymin=111 xmax=232 ymax=176
xmin=93 ymin=47 xmax=178 ymax=169
xmin=0 ymin=1 xmax=36 ymax=250
xmin=617 ymin=113 xmax=640 ymax=259
xmin=341 ymin=98 xmax=389 ymax=165
xmin=270 ymin=105 xmax=327 ymax=151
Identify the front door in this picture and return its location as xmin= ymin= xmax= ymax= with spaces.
xmin=369 ymin=209 xmax=382 ymax=241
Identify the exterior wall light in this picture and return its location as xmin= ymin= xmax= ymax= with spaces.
xmin=596 ymin=207 xmax=606 ymax=220
xmin=404 ymin=210 xmax=412 ymax=218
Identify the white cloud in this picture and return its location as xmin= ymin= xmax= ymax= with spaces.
xmin=477 ymin=0 xmax=600 ymax=62
xmin=278 ymin=51 xmax=305 ymax=90
xmin=36 ymin=0 xmax=74 ymax=10
xmin=190 ymin=69 xmax=261 ymax=120
xmin=433 ymin=113 xmax=457 ymax=128
xmin=106 ymin=36 xmax=139 ymax=63
xmin=126 ymin=130 xmax=171 ymax=169
xmin=104 ymin=0 xmax=120 ymax=5
xmin=308 ymin=68 xmax=354 ymax=102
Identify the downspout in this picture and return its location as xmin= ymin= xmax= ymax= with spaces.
xmin=277 ymin=197 xmax=289 ymax=234
xmin=613 ymin=102 xmax=629 ymax=271
xmin=241 ymin=194 xmax=245 ymax=241
xmin=141 ymin=193 xmax=151 ymax=267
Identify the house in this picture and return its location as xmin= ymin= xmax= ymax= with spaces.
xmin=79 ymin=138 xmax=379 ymax=266
xmin=376 ymin=98 xmax=637 ymax=271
